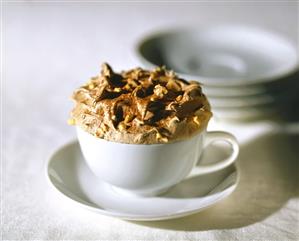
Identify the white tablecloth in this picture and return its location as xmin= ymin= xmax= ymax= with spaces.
xmin=3 ymin=1 xmax=299 ymax=240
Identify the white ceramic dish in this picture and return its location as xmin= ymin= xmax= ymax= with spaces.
xmin=207 ymin=84 xmax=298 ymax=108
xmin=201 ymin=71 xmax=298 ymax=97
xmin=209 ymin=94 xmax=275 ymax=108
xmin=212 ymin=106 xmax=278 ymax=121
xmin=77 ymin=127 xmax=239 ymax=197
xmin=136 ymin=25 xmax=298 ymax=87
xmin=46 ymin=141 xmax=238 ymax=221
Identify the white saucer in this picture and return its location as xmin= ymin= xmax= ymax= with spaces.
xmin=137 ymin=25 xmax=298 ymax=86
xmin=46 ymin=141 xmax=238 ymax=221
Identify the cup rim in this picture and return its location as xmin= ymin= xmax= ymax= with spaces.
xmin=76 ymin=126 xmax=205 ymax=147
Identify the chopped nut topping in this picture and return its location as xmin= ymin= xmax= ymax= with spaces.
xmin=70 ymin=63 xmax=212 ymax=144
xmin=193 ymin=116 xmax=200 ymax=125
xmin=101 ymin=123 xmax=109 ymax=132
xmin=156 ymin=132 xmax=168 ymax=143
xmin=127 ymin=78 xmax=138 ymax=87
xmin=143 ymin=111 xmax=154 ymax=121
xmin=156 ymin=132 xmax=162 ymax=139
xmin=95 ymin=126 xmax=104 ymax=136
xmin=88 ymin=83 xmax=95 ymax=90
xmin=134 ymin=118 xmax=144 ymax=126
xmin=166 ymin=80 xmax=181 ymax=92
xmin=153 ymin=84 xmax=168 ymax=98
xmin=124 ymin=114 xmax=134 ymax=124
xmin=67 ymin=118 xmax=76 ymax=125
xmin=123 ymin=84 xmax=131 ymax=91
xmin=118 ymin=122 xmax=126 ymax=131
xmin=176 ymin=95 xmax=183 ymax=101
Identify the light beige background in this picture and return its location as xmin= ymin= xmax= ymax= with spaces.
xmin=2 ymin=1 xmax=299 ymax=240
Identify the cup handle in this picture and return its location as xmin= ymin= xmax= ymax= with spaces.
xmin=192 ymin=131 xmax=239 ymax=175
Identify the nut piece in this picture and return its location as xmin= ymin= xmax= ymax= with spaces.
xmin=96 ymin=128 xmax=104 ymax=137
xmin=176 ymin=95 xmax=183 ymax=102
xmin=127 ymin=78 xmax=138 ymax=88
xmin=166 ymin=80 xmax=181 ymax=92
xmin=123 ymin=84 xmax=131 ymax=91
xmin=183 ymin=83 xmax=202 ymax=101
xmin=118 ymin=122 xmax=126 ymax=131
xmin=88 ymin=83 xmax=95 ymax=90
xmin=167 ymin=116 xmax=180 ymax=129
xmin=134 ymin=118 xmax=144 ymax=126
xmin=124 ymin=114 xmax=134 ymax=124
xmin=143 ymin=111 xmax=154 ymax=121
xmin=167 ymin=70 xmax=176 ymax=78
xmin=156 ymin=132 xmax=168 ymax=143
xmin=153 ymin=84 xmax=168 ymax=98
xmin=67 ymin=118 xmax=76 ymax=125
xmin=193 ymin=116 xmax=200 ymax=125
xmin=101 ymin=123 xmax=109 ymax=132
xmin=114 ymin=87 xmax=122 ymax=92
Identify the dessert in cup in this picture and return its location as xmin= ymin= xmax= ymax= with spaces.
xmin=69 ymin=63 xmax=239 ymax=196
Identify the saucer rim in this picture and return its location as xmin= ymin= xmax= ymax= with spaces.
xmin=135 ymin=25 xmax=299 ymax=87
xmin=45 ymin=140 xmax=239 ymax=221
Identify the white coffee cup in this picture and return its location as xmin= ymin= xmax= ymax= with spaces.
xmin=77 ymin=126 xmax=239 ymax=197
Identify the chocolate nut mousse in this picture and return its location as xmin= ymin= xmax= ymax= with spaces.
xmin=69 ymin=63 xmax=212 ymax=144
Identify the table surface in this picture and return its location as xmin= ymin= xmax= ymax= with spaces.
xmin=2 ymin=1 xmax=299 ymax=240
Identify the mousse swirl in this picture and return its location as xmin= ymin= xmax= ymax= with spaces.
xmin=69 ymin=63 xmax=212 ymax=144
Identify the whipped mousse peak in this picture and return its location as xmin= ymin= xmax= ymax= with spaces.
xmin=69 ymin=63 xmax=212 ymax=144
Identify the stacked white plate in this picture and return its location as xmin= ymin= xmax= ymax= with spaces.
xmin=136 ymin=25 xmax=299 ymax=121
